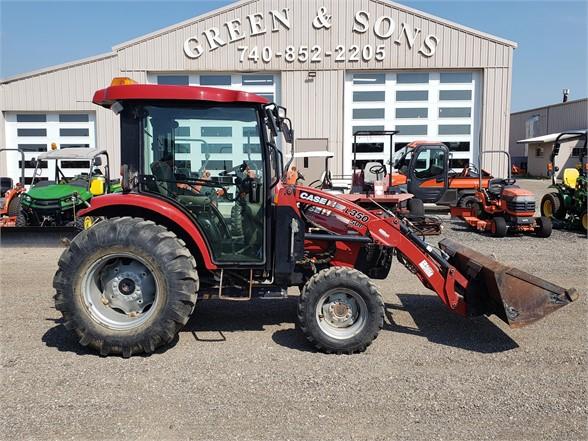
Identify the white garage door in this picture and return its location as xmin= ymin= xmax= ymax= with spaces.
xmin=4 ymin=113 xmax=96 ymax=185
xmin=147 ymin=73 xmax=279 ymax=177
xmin=344 ymin=71 xmax=481 ymax=175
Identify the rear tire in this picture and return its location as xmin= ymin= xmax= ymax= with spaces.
xmin=407 ymin=198 xmax=425 ymax=218
xmin=535 ymin=216 xmax=552 ymax=238
xmin=458 ymin=195 xmax=477 ymax=209
xmin=53 ymin=217 xmax=198 ymax=357
xmin=492 ymin=217 xmax=508 ymax=237
xmin=541 ymin=192 xmax=564 ymax=220
xmin=298 ymin=267 xmax=384 ymax=354
xmin=15 ymin=210 xmax=27 ymax=227
xmin=7 ymin=195 xmax=21 ymax=216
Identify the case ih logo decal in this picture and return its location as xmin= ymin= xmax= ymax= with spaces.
xmin=300 ymin=191 xmax=330 ymax=205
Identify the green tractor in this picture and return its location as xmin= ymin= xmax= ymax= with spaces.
xmin=540 ymin=130 xmax=587 ymax=232
xmin=18 ymin=148 xmax=121 ymax=227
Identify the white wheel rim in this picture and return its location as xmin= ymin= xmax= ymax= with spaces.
xmin=315 ymin=288 xmax=368 ymax=340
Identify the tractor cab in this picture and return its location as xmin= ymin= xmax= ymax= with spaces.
xmin=94 ymin=79 xmax=289 ymax=266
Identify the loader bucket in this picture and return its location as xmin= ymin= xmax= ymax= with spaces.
xmin=439 ymin=238 xmax=579 ymax=328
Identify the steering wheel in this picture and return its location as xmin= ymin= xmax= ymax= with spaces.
xmin=369 ymin=164 xmax=387 ymax=178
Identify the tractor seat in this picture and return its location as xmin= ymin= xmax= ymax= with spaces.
xmin=563 ymin=168 xmax=579 ymax=188
xmin=176 ymin=194 xmax=213 ymax=209
xmin=488 ymin=178 xmax=518 ymax=197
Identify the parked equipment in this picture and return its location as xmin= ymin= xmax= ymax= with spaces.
xmin=0 ymin=148 xmax=26 ymax=227
xmin=19 ymin=148 xmax=120 ymax=227
xmin=53 ymin=79 xmax=577 ymax=357
xmin=540 ymin=130 xmax=587 ymax=232
xmin=451 ymin=151 xmax=551 ymax=237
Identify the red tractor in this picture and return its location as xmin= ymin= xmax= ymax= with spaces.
xmin=0 ymin=148 xmax=26 ymax=227
xmin=53 ymin=79 xmax=578 ymax=357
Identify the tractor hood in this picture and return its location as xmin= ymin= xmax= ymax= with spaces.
xmin=26 ymin=183 xmax=90 ymax=201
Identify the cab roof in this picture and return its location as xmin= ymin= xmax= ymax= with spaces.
xmin=93 ymin=84 xmax=269 ymax=108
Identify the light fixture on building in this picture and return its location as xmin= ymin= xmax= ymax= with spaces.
xmin=308 ymin=71 xmax=317 ymax=78
xmin=562 ymin=88 xmax=570 ymax=103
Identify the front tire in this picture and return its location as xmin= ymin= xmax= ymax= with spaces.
xmin=535 ymin=216 xmax=552 ymax=238
xmin=492 ymin=217 xmax=508 ymax=237
xmin=541 ymin=192 xmax=564 ymax=220
xmin=298 ymin=267 xmax=384 ymax=354
xmin=53 ymin=217 xmax=198 ymax=357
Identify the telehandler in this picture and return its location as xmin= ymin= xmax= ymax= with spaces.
xmin=54 ymin=79 xmax=578 ymax=357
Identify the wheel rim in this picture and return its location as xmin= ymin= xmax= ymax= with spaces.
xmin=543 ymin=200 xmax=553 ymax=217
xmin=82 ymin=253 xmax=159 ymax=331
xmin=582 ymin=213 xmax=588 ymax=230
xmin=315 ymin=288 xmax=367 ymax=340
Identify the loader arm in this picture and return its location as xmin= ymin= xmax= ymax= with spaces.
xmin=277 ymin=184 xmax=578 ymax=326
xmin=278 ymin=184 xmax=469 ymax=315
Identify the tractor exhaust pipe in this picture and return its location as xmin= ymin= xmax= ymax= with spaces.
xmin=439 ymin=238 xmax=579 ymax=327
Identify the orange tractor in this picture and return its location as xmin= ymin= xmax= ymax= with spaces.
xmin=451 ymin=151 xmax=551 ymax=237
xmin=53 ymin=79 xmax=576 ymax=357
xmin=0 ymin=148 xmax=26 ymax=227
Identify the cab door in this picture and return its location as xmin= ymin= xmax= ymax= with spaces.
xmin=407 ymin=145 xmax=449 ymax=203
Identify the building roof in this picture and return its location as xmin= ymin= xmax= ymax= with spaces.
xmin=38 ymin=148 xmax=108 ymax=161
xmin=92 ymin=84 xmax=269 ymax=107
xmin=517 ymin=130 xmax=587 ymax=144
xmin=511 ymin=98 xmax=588 ymax=116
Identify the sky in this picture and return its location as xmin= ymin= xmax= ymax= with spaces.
xmin=0 ymin=0 xmax=587 ymax=112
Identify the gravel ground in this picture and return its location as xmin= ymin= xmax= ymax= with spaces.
xmin=0 ymin=179 xmax=586 ymax=441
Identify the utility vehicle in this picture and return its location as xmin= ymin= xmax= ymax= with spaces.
xmin=0 ymin=148 xmax=26 ymax=226
xmin=53 ymin=79 xmax=578 ymax=357
xmin=19 ymin=148 xmax=120 ymax=227
xmin=540 ymin=130 xmax=587 ymax=232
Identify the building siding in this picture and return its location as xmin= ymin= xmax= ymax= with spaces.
xmin=1 ymin=0 xmax=515 ymax=179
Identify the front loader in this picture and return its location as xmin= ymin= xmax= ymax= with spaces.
xmin=53 ymin=79 xmax=579 ymax=357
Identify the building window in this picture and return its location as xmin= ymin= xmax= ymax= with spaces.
xmin=244 ymin=143 xmax=261 ymax=154
xmin=450 ymin=158 xmax=470 ymax=169
xmin=242 ymin=74 xmax=274 ymax=86
xmin=16 ymin=114 xmax=46 ymax=123
xmin=59 ymin=114 xmax=89 ymax=123
xmin=396 ymin=108 xmax=428 ymax=119
xmin=175 ymin=143 xmax=191 ymax=154
xmin=353 ymin=108 xmax=386 ymax=119
xmin=175 ymin=160 xmax=192 ymax=170
xmin=535 ymin=147 xmax=544 ymax=157
xmin=61 ymin=144 xmax=90 ymax=149
xmin=396 ymin=125 xmax=428 ymax=136
xmin=157 ymin=75 xmax=189 ymax=85
xmin=17 ymin=144 xmax=46 ymax=152
xmin=439 ymin=90 xmax=472 ymax=101
xmin=440 ymin=73 xmax=473 ymax=83
xmin=354 ymin=142 xmax=384 ymax=153
xmin=396 ymin=90 xmax=428 ymax=101
xmin=397 ymin=73 xmax=429 ymax=84
xmin=353 ymin=91 xmax=385 ymax=102
xmin=201 ymin=127 xmax=232 ymax=137
xmin=19 ymin=160 xmax=48 ymax=169
xmin=439 ymin=107 xmax=471 ymax=118
xmin=60 ymin=128 xmax=89 ymax=137
xmin=175 ymin=127 xmax=191 ymax=137
xmin=352 ymin=125 xmax=385 ymax=134
xmin=200 ymin=75 xmax=232 ymax=86
xmin=353 ymin=73 xmax=386 ymax=85
xmin=445 ymin=142 xmax=471 ymax=152
xmin=394 ymin=142 xmax=409 ymax=152
xmin=207 ymin=144 xmax=233 ymax=154
xmin=25 ymin=177 xmax=48 ymax=185
xmin=17 ymin=128 xmax=46 ymax=137
xmin=571 ymin=147 xmax=583 ymax=157
xmin=205 ymin=160 xmax=233 ymax=170
xmin=61 ymin=161 xmax=90 ymax=168
xmin=438 ymin=124 xmax=471 ymax=135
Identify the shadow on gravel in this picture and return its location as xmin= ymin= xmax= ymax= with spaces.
xmin=42 ymin=317 xmax=179 ymax=357
xmin=385 ymin=295 xmax=519 ymax=353
xmin=0 ymin=228 xmax=76 ymax=248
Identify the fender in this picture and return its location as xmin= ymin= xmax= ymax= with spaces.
xmin=79 ymin=193 xmax=217 ymax=270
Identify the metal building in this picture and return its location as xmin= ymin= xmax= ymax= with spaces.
xmin=0 ymin=0 xmax=516 ymax=185
xmin=509 ymin=98 xmax=588 ymax=177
